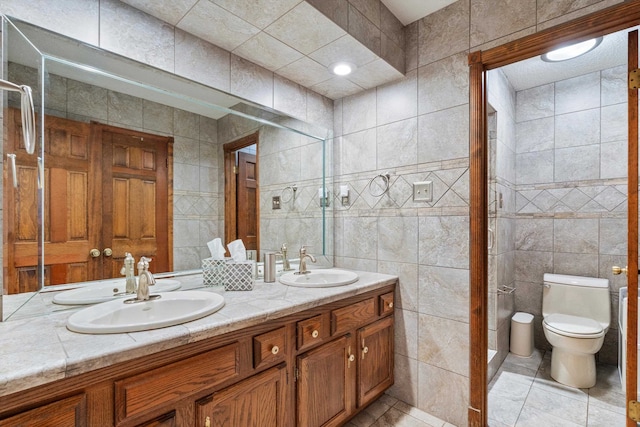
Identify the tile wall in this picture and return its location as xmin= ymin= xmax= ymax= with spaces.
xmin=216 ymin=105 xmax=331 ymax=258
xmin=331 ymin=1 xmax=624 ymax=425
xmin=513 ymin=65 xmax=628 ymax=365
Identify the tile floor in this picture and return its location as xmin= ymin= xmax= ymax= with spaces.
xmin=488 ymin=350 xmax=626 ymax=426
xmin=344 ymin=394 xmax=455 ymax=427
xmin=350 ymin=349 xmax=626 ymax=427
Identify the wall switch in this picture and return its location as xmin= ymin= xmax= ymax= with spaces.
xmin=272 ymin=196 xmax=281 ymax=210
xmin=413 ymin=181 xmax=433 ymax=202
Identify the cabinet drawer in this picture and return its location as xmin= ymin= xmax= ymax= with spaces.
xmin=331 ymin=298 xmax=375 ymax=336
xmin=115 ymin=342 xmax=240 ymax=423
xmin=379 ymin=292 xmax=394 ymax=316
xmin=253 ymin=327 xmax=286 ymax=369
xmin=297 ymin=314 xmax=328 ymax=351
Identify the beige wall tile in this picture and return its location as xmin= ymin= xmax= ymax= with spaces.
xmin=175 ymin=29 xmax=231 ymax=93
xmin=417 ymin=0 xmax=469 ymax=67
xmin=470 ymin=0 xmax=536 ymax=47
xmin=100 ymin=0 xmax=175 ymax=73
xmin=230 ymin=55 xmax=274 ymax=108
xmin=417 ymin=362 xmax=469 ymax=426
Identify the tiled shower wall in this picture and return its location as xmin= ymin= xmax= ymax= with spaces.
xmin=513 ymin=65 xmax=628 ymax=365
xmin=487 ymin=69 xmax=517 ymax=379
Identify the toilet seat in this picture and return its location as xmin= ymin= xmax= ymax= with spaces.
xmin=543 ymin=313 xmax=604 ymax=338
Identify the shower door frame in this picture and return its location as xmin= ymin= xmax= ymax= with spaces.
xmin=468 ymin=2 xmax=640 ymax=426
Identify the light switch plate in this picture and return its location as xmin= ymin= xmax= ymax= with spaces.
xmin=413 ymin=181 xmax=433 ymax=202
xmin=272 ymin=196 xmax=281 ymax=210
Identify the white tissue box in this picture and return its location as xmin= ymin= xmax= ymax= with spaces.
xmin=202 ymin=258 xmax=226 ymax=287
xmin=223 ymin=260 xmax=255 ymax=291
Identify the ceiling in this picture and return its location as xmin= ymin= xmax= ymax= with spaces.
xmin=380 ymin=0 xmax=457 ymax=25
xmin=120 ymin=0 xmax=410 ymax=100
xmin=501 ymin=30 xmax=627 ymax=91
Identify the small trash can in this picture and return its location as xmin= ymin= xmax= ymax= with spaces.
xmin=510 ymin=312 xmax=534 ymax=357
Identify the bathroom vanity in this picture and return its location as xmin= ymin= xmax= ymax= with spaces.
xmin=0 ymin=271 xmax=396 ymax=427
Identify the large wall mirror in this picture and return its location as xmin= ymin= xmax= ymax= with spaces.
xmin=2 ymin=17 xmax=333 ymax=321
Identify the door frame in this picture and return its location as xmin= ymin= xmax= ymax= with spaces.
xmin=223 ymin=132 xmax=259 ymax=246
xmin=468 ymin=3 xmax=640 ymax=425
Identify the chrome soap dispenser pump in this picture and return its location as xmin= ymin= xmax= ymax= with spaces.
xmin=120 ymin=252 xmax=137 ymax=294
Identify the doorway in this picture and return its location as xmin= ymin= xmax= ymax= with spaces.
xmin=469 ymin=4 xmax=640 ymax=426
xmin=223 ymin=132 xmax=259 ymax=252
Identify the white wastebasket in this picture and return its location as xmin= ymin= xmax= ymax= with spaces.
xmin=510 ymin=312 xmax=534 ymax=357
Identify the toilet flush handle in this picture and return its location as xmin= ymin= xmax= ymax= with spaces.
xmin=612 ymin=265 xmax=628 ymax=276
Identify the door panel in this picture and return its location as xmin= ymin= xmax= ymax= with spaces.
xmin=627 ymin=29 xmax=639 ymax=427
xmin=237 ymin=151 xmax=258 ymax=251
xmin=100 ymin=126 xmax=170 ymax=277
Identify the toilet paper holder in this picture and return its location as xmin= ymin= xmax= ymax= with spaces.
xmin=497 ymin=285 xmax=515 ymax=295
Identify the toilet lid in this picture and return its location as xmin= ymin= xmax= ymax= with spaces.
xmin=544 ymin=313 xmax=604 ymax=338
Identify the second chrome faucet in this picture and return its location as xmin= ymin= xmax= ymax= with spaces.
xmin=296 ymin=246 xmax=316 ymax=275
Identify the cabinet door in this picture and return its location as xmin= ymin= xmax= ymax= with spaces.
xmin=196 ymin=365 xmax=287 ymax=427
xmin=297 ymin=335 xmax=355 ymax=427
xmin=357 ymin=316 xmax=394 ymax=407
xmin=0 ymin=394 xmax=86 ymax=427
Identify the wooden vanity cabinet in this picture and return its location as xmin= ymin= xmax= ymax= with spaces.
xmin=0 ymin=284 xmax=395 ymax=427
xmin=0 ymin=394 xmax=87 ymax=427
xmin=295 ymin=291 xmax=395 ymax=427
xmin=296 ymin=335 xmax=355 ymax=427
xmin=196 ymin=365 xmax=287 ymax=427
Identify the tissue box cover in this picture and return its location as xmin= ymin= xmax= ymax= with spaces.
xmin=223 ymin=261 xmax=255 ymax=291
xmin=202 ymin=258 xmax=225 ymax=287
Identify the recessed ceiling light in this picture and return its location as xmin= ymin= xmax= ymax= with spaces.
xmin=330 ymin=62 xmax=356 ymax=76
xmin=541 ymin=37 xmax=603 ymax=62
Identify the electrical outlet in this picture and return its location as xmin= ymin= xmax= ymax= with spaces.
xmin=413 ymin=181 xmax=433 ymax=202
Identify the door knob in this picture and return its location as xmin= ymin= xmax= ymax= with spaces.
xmin=103 ymin=248 xmax=113 ymax=257
xmin=89 ymin=248 xmax=100 ymax=258
xmin=612 ymin=265 xmax=628 ymax=275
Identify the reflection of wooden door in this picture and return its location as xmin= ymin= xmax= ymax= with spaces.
xmin=99 ymin=125 xmax=171 ymax=278
xmin=237 ymin=151 xmax=258 ymax=250
xmin=5 ymin=109 xmax=100 ymax=292
xmin=224 ymin=132 xmax=259 ymax=251
xmin=5 ymin=108 xmax=44 ymax=293
xmin=4 ymin=112 xmax=172 ymax=291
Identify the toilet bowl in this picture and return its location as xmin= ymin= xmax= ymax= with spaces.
xmin=542 ymin=274 xmax=610 ymax=389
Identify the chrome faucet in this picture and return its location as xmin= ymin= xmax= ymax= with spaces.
xmin=280 ymin=243 xmax=293 ymax=271
xmin=120 ymin=252 xmax=137 ymax=294
xmin=136 ymin=257 xmax=156 ymax=301
xmin=296 ymin=246 xmax=316 ymax=275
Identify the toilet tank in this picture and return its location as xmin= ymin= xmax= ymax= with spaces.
xmin=542 ymin=273 xmax=610 ymax=329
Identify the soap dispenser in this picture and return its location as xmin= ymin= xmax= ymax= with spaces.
xmin=120 ymin=252 xmax=136 ymax=294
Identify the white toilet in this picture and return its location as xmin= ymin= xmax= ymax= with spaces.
xmin=542 ymin=273 xmax=610 ymax=388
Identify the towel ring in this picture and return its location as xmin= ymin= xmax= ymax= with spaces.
xmin=281 ymin=184 xmax=297 ymax=203
xmin=368 ymin=173 xmax=391 ymax=197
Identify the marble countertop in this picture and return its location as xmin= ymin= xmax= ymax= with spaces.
xmin=0 ymin=269 xmax=397 ymax=398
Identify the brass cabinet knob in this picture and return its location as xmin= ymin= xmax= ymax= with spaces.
xmin=103 ymin=248 xmax=113 ymax=257
xmin=348 ymin=354 xmax=355 ymax=362
xmin=311 ymin=330 xmax=319 ymax=338
xmin=271 ymin=345 xmax=279 ymax=355
xmin=362 ymin=346 xmax=369 ymax=359
xmin=89 ymin=248 xmax=100 ymax=258
xmin=612 ymin=265 xmax=628 ymax=275
xmin=205 ymin=416 xmax=211 ymax=427
xmin=388 ymin=302 xmax=393 ymax=308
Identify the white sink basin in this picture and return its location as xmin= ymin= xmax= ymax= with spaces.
xmin=53 ymin=278 xmax=181 ymax=305
xmin=279 ymin=269 xmax=358 ymax=287
xmin=66 ymin=291 xmax=224 ymax=334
